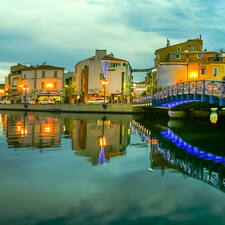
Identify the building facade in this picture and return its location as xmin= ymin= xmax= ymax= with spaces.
xmin=64 ymin=71 xmax=74 ymax=103
xmin=154 ymin=37 xmax=225 ymax=88
xmin=7 ymin=64 xmax=64 ymax=103
xmin=73 ymin=50 xmax=133 ymax=103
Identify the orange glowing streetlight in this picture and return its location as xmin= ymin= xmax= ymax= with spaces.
xmin=101 ymin=79 xmax=108 ymax=104
xmin=0 ymin=89 xmax=5 ymax=96
xmin=99 ymin=136 xmax=107 ymax=147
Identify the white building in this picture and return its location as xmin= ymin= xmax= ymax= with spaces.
xmin=73 ymin=50 xmax=133 ymax=103
xmin=8 ymin=64 xmax=64 ymax=102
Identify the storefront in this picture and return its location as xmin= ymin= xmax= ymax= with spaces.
xmin=36 ymin=90 xmax=62 ymax=102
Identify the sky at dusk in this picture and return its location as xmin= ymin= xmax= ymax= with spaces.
xmin=0 ymin=0 xmax=225 ymax=82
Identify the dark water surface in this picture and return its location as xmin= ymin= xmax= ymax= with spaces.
xmin=0 ymin=111 xmax=224 ymax=225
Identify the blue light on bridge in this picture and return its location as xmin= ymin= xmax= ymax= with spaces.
xmin=161 ymin=100 xmax=200 ymax=109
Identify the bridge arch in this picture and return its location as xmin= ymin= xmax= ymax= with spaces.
xmin=134 ymin=80 xmax=225 ymax=109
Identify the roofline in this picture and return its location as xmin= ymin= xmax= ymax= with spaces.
xmin=22 ymin=66 xmax=65 ymax=71
xmin=155 ymin=39 xmax=202 ymax=53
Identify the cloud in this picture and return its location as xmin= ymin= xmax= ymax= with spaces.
xmin=0 ymin=0 xmax=225 ymax=81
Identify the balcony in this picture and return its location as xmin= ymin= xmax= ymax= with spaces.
xmin=207 ymin=57 xmax=223 ymax=62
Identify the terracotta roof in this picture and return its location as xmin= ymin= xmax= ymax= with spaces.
xmin=102 ymin=55 xmax=127 ymax=62
xmin=22 ymin=64 xmax=64 ymax=71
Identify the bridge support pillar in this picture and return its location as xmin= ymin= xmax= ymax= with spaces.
xmin=181 ymin=94 xmax=187 ymax=100
xmin=209 ymin=96 xmax=218 ymax=105
xmin=171 ymin=96 xmax=176 ymax=101
xmin=176 ymin=95 xmax=181 ymax=101
xmin=187 ymin=94 xmax=193 ymax=100
xmin=194 ymin=94 xmax=200 ymax=100
xmin=219 ymin=97 xmax=225 ymax=107
xmin=201 ymin=94 xmax=209 ymax=102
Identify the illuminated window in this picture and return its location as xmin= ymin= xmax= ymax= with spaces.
xmin=213 ymin=67 xmax=218 ymax=76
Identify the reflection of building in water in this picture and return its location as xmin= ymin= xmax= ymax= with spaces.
xmin=3 ymin=112 xmax=61 ymax=148
xmin=68 ymin=118 xmax=130 ymax=165
xmin=150 ymin=142 xmax=225 ymax=192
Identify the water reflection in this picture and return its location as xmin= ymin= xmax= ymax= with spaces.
xmin=63 ymin=116 xmax=130 ymax=165
xmin=0 ymin=112 xmax=131 ymax=164
xmin=131 ymin=121 xmax=225 ymax=192
xmin=2 ymin=112 xmax=61 ymax=148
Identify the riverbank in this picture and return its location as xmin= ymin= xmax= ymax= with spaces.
xmin=0 ymin=104 xmax=135 ymax=114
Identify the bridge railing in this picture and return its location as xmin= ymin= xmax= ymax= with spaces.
xmin=133 ymin=80 xmax=225 ymax=103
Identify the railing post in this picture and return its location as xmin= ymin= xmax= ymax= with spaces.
xmin=194 ymin=80 xmax=198 ymax=100
xmin=201 ymin=80 xmax=208 ymax=102
xmin=187 ymin=81 xmax=192 ymax=100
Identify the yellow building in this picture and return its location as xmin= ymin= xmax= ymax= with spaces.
xmin=154 ymin=37 xmax=225 ymax=87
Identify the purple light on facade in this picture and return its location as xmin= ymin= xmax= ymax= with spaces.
xmin=101 ymin=60 xmax=110 ymax=79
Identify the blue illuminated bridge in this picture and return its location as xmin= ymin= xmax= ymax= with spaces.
xmin=133 ymin=80 xmax=225 ymax=109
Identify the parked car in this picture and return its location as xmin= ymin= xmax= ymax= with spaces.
xmin=0 ymin=100 xmax=11 ymax=104
xmin=86 ymin=98 xmax=109 ymax=104
xmin=39 ymin=99 xmax=55 ymax=104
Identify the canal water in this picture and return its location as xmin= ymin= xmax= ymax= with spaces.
xmin=0 ymin=111 xmax=224 ymax=225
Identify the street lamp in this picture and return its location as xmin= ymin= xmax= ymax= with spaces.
xmin=101 ymin=79 xmax=108 ymax=104
xmin=22 ymin=86 xmax=29 ymax=104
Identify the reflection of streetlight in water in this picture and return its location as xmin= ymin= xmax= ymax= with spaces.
xmin=98 ymin=118 xmax=107 ymax=165
xmin=148 ymin=139 xmax=158 ymax=172
xmin=15 ymin=113 xmax=28 ymax=137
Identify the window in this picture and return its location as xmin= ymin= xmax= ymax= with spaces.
xmin=200 ymin=67 xmax=206 ymax=75
xmin=24 ymin=74 xmax=26 ymax=79
xmin=54 ymin=71 xmax=58 ymax=78
xmin=171 ymin=54 xmax=181 ymax=59
xmin=110 ymin=63 xmax=121 ymax=67
xmin=177 ymin=46 xmax=181 ymax=51
xmin=41 ymin=82 xmax=44 ymax=89
xmin=121 ymin=72 xmax=125 ymax=91
xmin=100 ymin=73 xmax=104 ymax=80
xmin=197 ymin=53 xmax=205 ymax=58
xmin=42 ymin=71 xmax=45 ymax=78
xmin=213 ymin=67 xmax=218 ymax=76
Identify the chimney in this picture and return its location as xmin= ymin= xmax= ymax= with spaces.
xmin=95 ymin=50 xmax=107 ymax=60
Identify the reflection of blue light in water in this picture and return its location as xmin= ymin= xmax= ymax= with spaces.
xmin=98 ymin=147 xmax=107 ymax=165
xmin=161 ymin=100 xmax=200 ymax=109
xmin=160 ymin=129 xmax=225 ymax=166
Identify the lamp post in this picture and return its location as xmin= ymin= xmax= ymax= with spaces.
xmin=22 ymin=86 xmax=29 ymax=104
xmin=101 ymin=79 xmax=108 ymax=104
xmin=101 ymin=60 xmax=110 ymax=105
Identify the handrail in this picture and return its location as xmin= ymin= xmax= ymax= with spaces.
xmin=133 ymin=80 xmax=225 ymax=103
